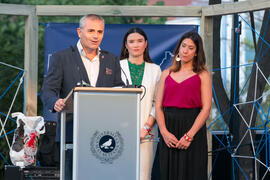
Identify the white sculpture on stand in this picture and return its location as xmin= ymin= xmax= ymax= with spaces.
xmin=9 ymin=112 xmax=45 ymax=167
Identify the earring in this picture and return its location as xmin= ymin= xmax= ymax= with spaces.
xmin=176 ymin=54 xmax=181 ymax=62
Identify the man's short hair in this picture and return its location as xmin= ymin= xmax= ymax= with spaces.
xmin=79 ymin=14 xmax=105 ymax=29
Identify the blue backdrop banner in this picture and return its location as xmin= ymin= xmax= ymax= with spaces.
xmin=43 ymin=23 xmax=198 ymax=122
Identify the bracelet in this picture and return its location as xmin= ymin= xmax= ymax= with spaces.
xmin=143 ymin=124 xmax=151 ymax=133
xmin=184 ymin=133 xmax=193 ymax=142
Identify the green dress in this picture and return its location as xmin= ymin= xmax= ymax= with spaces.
xmin=128 ymin=60 xmax=145 ymax=86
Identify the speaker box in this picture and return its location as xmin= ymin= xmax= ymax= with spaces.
xmin=5 ymin=166 xmax=59 ymax=180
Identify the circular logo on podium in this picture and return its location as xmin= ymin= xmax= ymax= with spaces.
xmin=90 ymin=131 xmax=123 ymax=164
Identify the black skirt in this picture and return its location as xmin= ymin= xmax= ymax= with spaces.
xmin=159 ymin=108 xmax=208 ymax=180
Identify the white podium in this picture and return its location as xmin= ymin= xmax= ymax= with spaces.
xmin=61 ymin=87 xmax=142 ymax=180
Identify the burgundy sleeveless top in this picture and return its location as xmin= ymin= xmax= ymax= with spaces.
xmin=162 ymin=73 xmax=202 ymax=108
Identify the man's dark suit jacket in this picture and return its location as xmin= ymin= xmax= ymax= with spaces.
xmin=41 ymin=46 xmax=124 ymax=142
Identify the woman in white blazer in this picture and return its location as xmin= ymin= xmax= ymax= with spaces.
xmin=120 ymin=27 xmax=161 ymax=180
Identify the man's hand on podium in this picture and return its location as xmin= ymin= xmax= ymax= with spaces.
xmin=54 ymin=98 xmax=66 ymax=112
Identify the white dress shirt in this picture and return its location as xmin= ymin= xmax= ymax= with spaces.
xmin=77 ymin=40 xmax=100 ymax=87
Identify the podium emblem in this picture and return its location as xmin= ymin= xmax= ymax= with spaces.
xmin=90 ymin=131 xmax=123 ymax=164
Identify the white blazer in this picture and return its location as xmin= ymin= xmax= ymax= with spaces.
xmin=120 ymin=59 xmax=161 ymax=139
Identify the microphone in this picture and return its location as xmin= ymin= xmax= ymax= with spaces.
xmin=75 ymin=66 xmax=88 ymax=87
xmin=71 ymin=46 xmax=93 ymax=87
xmin=76 ymin=80 xmax=92 ymax=87
xmin=75 ymin=65 xmax=92 ymax=87
xmin=120 ymin=66 xmax=139 ymax=88
xmin=72 ymin=46 xmax=84 ymax=87
xmin=120 ymin=66 xmax=130 ymax=87
xmin=99 ymin=49 xmax=136 ymax=88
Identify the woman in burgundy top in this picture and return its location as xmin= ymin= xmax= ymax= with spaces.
xmin=155 ymin=31 xmax=212 ymax=180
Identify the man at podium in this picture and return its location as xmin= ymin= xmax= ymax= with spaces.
xmin=40 ymin=14 xmax=123 ymax=180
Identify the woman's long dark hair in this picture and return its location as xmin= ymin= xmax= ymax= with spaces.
xmin=120 ymin=27 xmax=152 ymax=63
xmin=170 ymin=31 xmax=206 ymax=73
